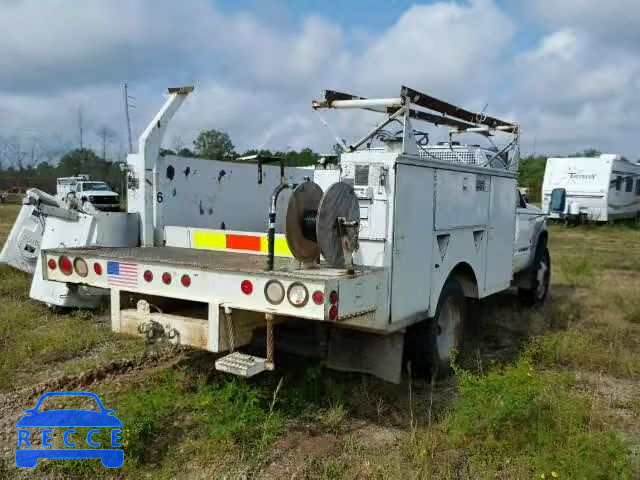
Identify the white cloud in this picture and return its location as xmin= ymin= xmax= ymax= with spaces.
xmin=507 ymin=8 xmax=640 ymax=157
xmin=0 ymin=0 xmax=639 ymax=161
xmin=526 ymin=0 xmax=640 ymax=48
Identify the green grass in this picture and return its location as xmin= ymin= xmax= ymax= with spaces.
xmin=1 ymin=206 xmax=639 ymax=479
xmin=444 ymin=359 xmax=632 ymax=479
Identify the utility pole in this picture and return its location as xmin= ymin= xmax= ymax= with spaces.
xmin=78 ymin=107 xmax=83 ymax=150
xmin=123 ymin=83 xmax=135 ymax=154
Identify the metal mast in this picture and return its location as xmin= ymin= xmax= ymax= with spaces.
xmin=123 ymin=82 xmax=135 ymax=154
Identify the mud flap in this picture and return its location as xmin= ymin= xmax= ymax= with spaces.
xmin=326 ymin=328 xmax=404 ymax=383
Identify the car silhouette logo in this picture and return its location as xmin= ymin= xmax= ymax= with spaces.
xmin=15 ymin=391 xmax=123 ymax=468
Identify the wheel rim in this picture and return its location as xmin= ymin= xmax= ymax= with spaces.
xmin=436 ymin=297 xmax=463 ymax=362
xmin=536 ymin=256 xmax=549 ymax=301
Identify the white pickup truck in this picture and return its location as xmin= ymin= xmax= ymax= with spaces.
xmin=6 ymin=86 xmax=550 ymax=382
xmin=57 ymin=176 xmax=120 ymax=212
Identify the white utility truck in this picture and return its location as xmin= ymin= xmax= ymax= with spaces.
xmin=31 ymin=86 xmax=549 ymax=382
xmin=57 ymin=176 xmax=120 ymax=212
xmin=542 ymin=154 xmax=640 ymax=224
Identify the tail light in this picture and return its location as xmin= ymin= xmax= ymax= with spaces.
xmin=329 ymin=290 xmax=339 ymax=305
xmin=241 ymin=280 xmax=253 ymax=295
xmin=287 ymin=282 xmax=308 ymax=307
xmin=58 ymin=256 xmax=72 ymax=276
xmin=93 ymin=262 xmax=103 ymax=275
xmin=143 ymin=270 xmax=153 ymax=282
xmin=162 ymin=272 xmax=172 ymax=285
xmin=181 ymin=274 xmax=191 ymax=287
xmin=328 ymin=305 xmax=339 ymax=321
xmin=312 ymin=290 xmax=324 ymax=305
xmin=73 ymin=258 xmax=88 ymax=277
xmin=47 ymin=259 xmax=57 ymax=270
xmin=264 ymin=280 xmax=284 ymax=304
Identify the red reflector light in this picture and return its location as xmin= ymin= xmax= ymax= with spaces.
xmin=93 ymin=262 xmax=102 ymax=275
xmin=181 ymin=274 xmax=191 ymax=287
xmin=143 ymin=270 xmax=153 ymax=282
xmin=241 ymin=280 xmax=253 ymax=295
xmin=162 ymin=272 xmax=172 ymax=285
xmin=329 ymin=290 xmax=339 ymax=305
xmin=312 ymin=290 xmax=324 ymax=305
xmin=328 ymin=305 xmax=338 ymax=321
xmin=58 ymin=256 xmax=72 ymax=275
xmin=47 ymin=259 xmax=57 ymax=270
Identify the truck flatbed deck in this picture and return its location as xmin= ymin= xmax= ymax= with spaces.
xmin=44 ymin=246 xmax=381 ymax=280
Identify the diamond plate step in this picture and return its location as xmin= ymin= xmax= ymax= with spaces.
xmin=215 ymin=352 xmax=267 ymax=377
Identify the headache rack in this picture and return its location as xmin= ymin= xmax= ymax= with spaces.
xmin=312 ymin=85 xmax=520 ymax=171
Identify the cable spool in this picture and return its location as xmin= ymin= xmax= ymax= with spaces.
xmin=285 ymin=182 xmax=323 ymax=263
xmin=285 ymin=181 xmax=360 ymax=267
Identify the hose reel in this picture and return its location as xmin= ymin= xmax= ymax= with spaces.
xmin=285 ymin=181 xmax=360 ymax=270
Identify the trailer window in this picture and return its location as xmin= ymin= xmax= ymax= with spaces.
xmin=625 ymin=176 xmax=633 ymax=192
xmin=615 ymin=176 xmax=622 ymax=191
xmin=636 ymin=179 xmax=640 ymax=196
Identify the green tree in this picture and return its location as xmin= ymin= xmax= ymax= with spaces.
xmin=57 ymin=148 xmax=100 ymax=177
xmin=518 ymin=155 xmax=547 ymax=203
xmin=193 ymin=129 xmax=235 ymax=161
xmin=571 ymin=148 xmax=601 ymax=158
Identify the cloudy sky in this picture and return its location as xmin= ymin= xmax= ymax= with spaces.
xmin=1 ymin=0 xmax=639 ymax=161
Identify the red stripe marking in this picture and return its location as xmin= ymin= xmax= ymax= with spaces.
xmin=226 ymin=234 xmax=261 ymax=251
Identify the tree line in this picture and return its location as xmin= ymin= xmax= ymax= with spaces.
xmin=0 ymin=129 xmax=322 ymax=193
xmin=0 ymin=125 xmax=613 ymax=203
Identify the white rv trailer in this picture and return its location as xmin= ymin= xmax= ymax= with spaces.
xmin=542 ymin=154 xmax=640 ymax=223
xmin=18 ymin=86 xmax=549 ymax=383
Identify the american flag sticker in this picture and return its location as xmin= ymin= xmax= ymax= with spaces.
xmin=107 ymin=261 xmax=138 ymax=288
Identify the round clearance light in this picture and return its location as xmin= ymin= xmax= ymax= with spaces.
xmin=241 ymin=279 xmax=253 ymax=295
xmin=287 ymin=282 xmax=309 ymax=308
xmin=47 ymin=258 xmax=57 ymax=270
xmin=93 ymin=262 xmax=102 ymax=275
xmin=143 ymin=270 xmax=153 ymax=282
xmin=312 ymin=290 xmax=325 ymax=305
xmin=328 ymin=305 xmax=339 ymax=321
xmin=329 ymin=290 xmax=339 ymax=305
xmin=162 ymin=272 xmax=172 ymax=285
xmin=181 ymin=274 xmax=191 ymax=287
xmin=73 ymin=258 xmax=88 ymax=277
xmin=58 ymin=256 xmax=73 ymax=276
xmin=264 ymin=280 xmax=285 ymax=305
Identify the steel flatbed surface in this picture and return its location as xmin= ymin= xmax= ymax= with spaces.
xmin=44 ymin=246 xmax=380 ymax=279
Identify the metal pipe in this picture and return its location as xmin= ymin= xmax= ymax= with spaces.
xmin=267 ymin=182 xmax=297 ymax=271
xmin=349 ymin=107 xmax=406 ymax=151
xmin=314 ymin=97 xmax=403 ymax=110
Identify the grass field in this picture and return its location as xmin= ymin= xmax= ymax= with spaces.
xmin=0 ymin=203 xmax=638 ymax=479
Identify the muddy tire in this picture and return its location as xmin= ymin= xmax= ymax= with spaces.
xmin=518 ymin=247 xmax=550 ymax=307
xmin=405 ymin=278 xmax=466 ymax=378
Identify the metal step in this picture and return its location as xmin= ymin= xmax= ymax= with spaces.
xmin=215 ymin=352 xmax=267 ymax=377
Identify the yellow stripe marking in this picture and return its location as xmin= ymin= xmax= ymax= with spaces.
xmin=193 ymin=230 xmax=226 ymax=249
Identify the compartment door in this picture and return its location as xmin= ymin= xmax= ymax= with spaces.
xmin=390 ymin=164 xmax=434 ymax=323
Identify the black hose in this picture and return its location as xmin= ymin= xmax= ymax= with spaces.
xmin=267 ymin=182 xmax=297 ymax=271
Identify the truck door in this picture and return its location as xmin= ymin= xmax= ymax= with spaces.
xmin=513 ymin=190 xmax=533 ymax=272
xmin=484 ymin=176 xmax=517 ymax=294
xmin=390 ymin=163 xmax=434 ymax=323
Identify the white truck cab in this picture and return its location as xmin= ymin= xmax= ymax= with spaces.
xmin=5 ymin=85 xmax=550 ymax=383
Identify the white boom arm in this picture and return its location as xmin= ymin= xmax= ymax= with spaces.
xmin=129 ymin=86 xmax=194 ymax=246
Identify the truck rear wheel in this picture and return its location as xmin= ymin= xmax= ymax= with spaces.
xmin=406 ymin=277 xmax=466 ymax=378
xmin=518 ymin=247 xmax=550 ymax=306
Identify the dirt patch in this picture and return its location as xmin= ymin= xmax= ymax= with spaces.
xmin=260 ymin=419 xmax=407 ymax=479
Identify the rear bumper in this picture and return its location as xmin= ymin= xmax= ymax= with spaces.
xmin=41 ymin=248 xmax=382 ymax=324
